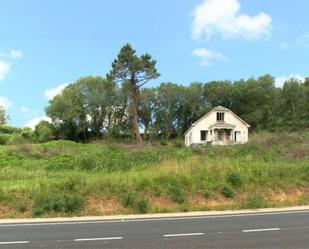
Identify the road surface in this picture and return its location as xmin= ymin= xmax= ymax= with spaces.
xmin=0 ymin=210 xmax=309 ymax=248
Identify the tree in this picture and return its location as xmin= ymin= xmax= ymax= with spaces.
xmin=77 ymin=76 xmax=117 ymax=138
xmin=231 ymin=75 xmax=277 ymax=130
xmin=204 ymin=81 xmax=233 ymax=108
xmin=0 ymin=106 xmax=9 ymax=125
xmin=138 ymin=88 xmax=156 ymax=139
xmin=34 ymin=121 xmax=54 ymax=142
xmin=108 ymin=43 xmax=160 ymax=144
xmin=46 ymin=83 xmax=86 ymax=141
xmin=281 ymin=78 xmax=306 ymax=129
xmin=46 ymin=76 xmax=119 ymax=140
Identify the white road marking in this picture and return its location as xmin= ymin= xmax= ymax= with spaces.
xmin=164 ymin=232 xmax=204 ymax=237
xmin=243 ymin=228 xmax=281 ymax=233
xmin=0 ymin=241 xmax=29 ymax=245
xmin=74 ymin=237 xmax=123 ymax=242
xmin=0 ymin=210 xmax=308 ymax=227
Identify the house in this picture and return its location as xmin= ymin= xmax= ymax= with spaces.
xmin=184 ymin=106 xmax=250 ymax=147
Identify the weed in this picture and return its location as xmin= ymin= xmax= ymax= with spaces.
xmin=221 ymin=186 xmax=235 ymax=198
xmin=136 ymin=198 xmax=149 ymax=213
xmin=168 ymin=183 xmax=186 ymax=204
xmin=241 ymin=194 xmax=268 ymax=209
xmin=227 ymin=171 xmax=243 ymax=188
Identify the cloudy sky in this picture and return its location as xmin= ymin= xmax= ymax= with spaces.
xmin=0 ymin=0 xmax=308 ymax=127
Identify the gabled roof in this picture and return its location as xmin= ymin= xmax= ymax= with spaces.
xmin=184 ymin=106 xmax=250 ymax=136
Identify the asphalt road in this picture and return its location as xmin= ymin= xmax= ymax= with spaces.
xmin=0 ymin=210 xmax=309 ymax=248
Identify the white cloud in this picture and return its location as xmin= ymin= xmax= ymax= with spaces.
xmin=275 ymin=74 xmax=305 ymax=88
xmin=26 ymin=116 xmax=51 ymax=129
xmin=21 ymin=106 xmax=30 ymax=113
xmin=9 ymin=50 xmax=23 ymax=59
xmin=192 ymin=48 xmax=228 ymax=66
xmin=0 ymin=60 xmax=10 ymax=81
xmin=0 ymin=49 xmax=23 ymax=60
xmin=192 ymin=0 xmax=272 ymax=40
xmin=0 ymin=49 xmax=22 ymax=81
xmin=44 ymin=83 xmax=69 ymax=100
xmin=0 ymin=96 xmax=13 ymax=109
xmin=279 ymin=42 xmax=289 ymax=49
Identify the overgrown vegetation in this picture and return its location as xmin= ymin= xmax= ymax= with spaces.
xmin=0 ymin=131 xmax=308 ymax=218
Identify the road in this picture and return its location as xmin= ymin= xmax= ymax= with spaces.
xmin=0 ymin=210 xmax=309 ymax=248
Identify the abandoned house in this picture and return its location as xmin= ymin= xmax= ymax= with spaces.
xmin=184 ymin=106 xmax=250 ymax=147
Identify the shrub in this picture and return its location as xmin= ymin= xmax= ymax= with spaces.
xmin=221 ymin=186 xmax=235 ymax=198
xmin=34 ymin=121 xmax=54 ymax=143
xmin=0 ymin=125 xmax=21 ymax=134
xmin=31 ymin=192 xmax=84 ymax=216
xmin=0 ymin=134 xmax=11 ymax=145
xmin=122 ymin=191 xmax=136 ymax=208
xmin=136 ymin=198 xmax=149 ymax=213
xmin=241 ymin=194 xmax=268 ymax=209
xmin=203 ymin=188 xmax=211 ymax=199
xmin=168 ymin=183 xmax=186 ymax=204
xmin=227 ymin=171 xmax=243 ymax=188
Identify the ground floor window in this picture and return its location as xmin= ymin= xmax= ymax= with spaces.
xmin=200 ymin=130 xmax=208 ymax=141
xmin=234 ymin=131 xmax=241 ymax=142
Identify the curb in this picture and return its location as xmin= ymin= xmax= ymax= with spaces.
xmin=1 ymin=205 xmax=309 ymax=224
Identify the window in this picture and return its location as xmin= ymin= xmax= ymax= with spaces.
xmin=217 ymin=112 xmax=225 ymax=121
xmin=218 ymin=131 xmax=224 ymax=141
xmin=200 ymin=130 xmax=208 ymax=141
xmin=234 ymin=131 xmax=241 ymax=142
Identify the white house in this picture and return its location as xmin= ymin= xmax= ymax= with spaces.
xmin=184 ymin=106 xmax=250 ymax=147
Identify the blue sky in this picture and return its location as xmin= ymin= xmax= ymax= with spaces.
xmin=0 ymin=0 xmax=308 ymax=127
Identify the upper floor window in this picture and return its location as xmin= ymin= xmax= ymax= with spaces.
xmin=217 ymin=112 xmax=225 ymax=122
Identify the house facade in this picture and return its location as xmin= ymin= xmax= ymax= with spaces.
xmin=184 ymin=106 xmax=250 ymax=147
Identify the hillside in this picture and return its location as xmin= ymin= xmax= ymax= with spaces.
xmin=0 ymin=132 xmax=309 ymax=218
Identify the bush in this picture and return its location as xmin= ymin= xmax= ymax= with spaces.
xmin=203 ymin=188 xmax=211 ymax=199
xmin=221 ymin=186 xmax=235 ymax=198
xmin=136 ymin=198 xmax=149 ymax=213
xmin=168 ymin=183 xmax=186 ymax=204
xmin=227 ymin=171 xmax=243 ymax=188
xmin=0 ymin=134 xmax=11 ymax=145
xmin=34 ymin=121 xmax=54 ymax=143
xmin=31 ymin=192 xmax=84 ymax=216
xmin=0 ymin=125 xmax=21 ymax=134
xmin=241 ymin=194 xmax=268 ymax=209
xmin=122 ymin=191 xmax=137 ymax=208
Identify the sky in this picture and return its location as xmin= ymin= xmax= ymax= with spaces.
xmin=0 ymin=0 xmax=308 ymax=128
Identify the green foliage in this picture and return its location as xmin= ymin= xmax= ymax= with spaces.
xmin=31 ymin=192 xmax=84 ymax=216
xmin=227 ymin=171 xmax=243 ymax=188
xmin=221 ymin=186 xmax=235 ymax=198
xmin=241 ymin=194 xmax=268 ymax=209
xmin=136 ymin=198 xmax=149 ymax=213
xmin=168 ymin=182 xmax=186 ymax=204
xmin=0 ymin=132 xmax=308 ymax=217
xmin=121 ymin=192 xmax=149 ymax=213
xmin=122 ymin=191 xmax=137 ymax=208
xmin=0 ymin=106 xmax=9 ymax=125
xmin=0 ymin=134 xmax=11 ymax=145
xmin=34 ymin=121 xmax=54 ymax=143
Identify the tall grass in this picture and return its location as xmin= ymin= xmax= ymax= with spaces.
xmin=0 ymin=132 xmax=308 ymax=217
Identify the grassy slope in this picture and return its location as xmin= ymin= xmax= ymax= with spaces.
xmin=0 ymin=132 xmax=309 ymax=218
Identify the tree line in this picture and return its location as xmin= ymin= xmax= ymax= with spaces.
xmin=1 ymin=44 xmax=309 ymax=143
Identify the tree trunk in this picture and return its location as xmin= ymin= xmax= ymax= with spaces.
xmin=130 ymin=77 xmax=143 ymax=144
